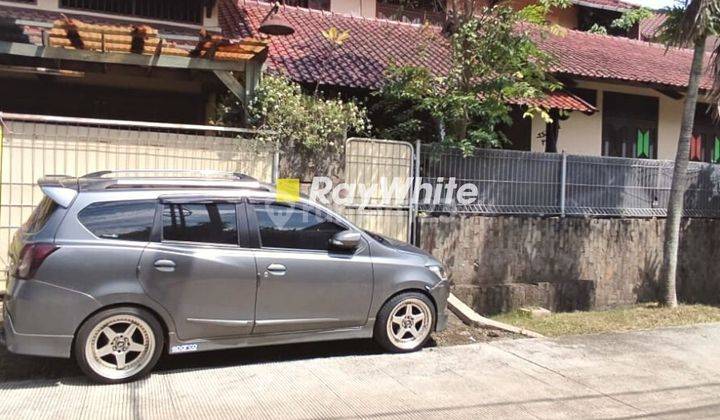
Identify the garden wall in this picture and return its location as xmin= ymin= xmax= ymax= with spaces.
xmin=418 ymin=215 xmax=720 ymax=315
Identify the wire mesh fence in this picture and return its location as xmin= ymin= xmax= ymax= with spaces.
xmin=418 ymin=144 xmax=720 ymax=218
xmin=0 ymin=112 xmax=277 ymax=282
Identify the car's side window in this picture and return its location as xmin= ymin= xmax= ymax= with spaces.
xmin=78 ymin=200 xmax=156 ymax=241
xmin=252 ymin=203 xmax=346 ymax=251
xmin=162 ymin=203 xmax=238 ymax=245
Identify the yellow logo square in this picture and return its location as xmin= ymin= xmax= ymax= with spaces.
xmin=276 ymin=178 xmax=300 ymax=202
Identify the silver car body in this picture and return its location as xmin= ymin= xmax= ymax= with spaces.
xmin=2 ymin=174 xmax=449 ymax=359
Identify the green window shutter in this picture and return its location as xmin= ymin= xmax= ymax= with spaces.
xmin=637 ymin=130 xmax=650 ymax=158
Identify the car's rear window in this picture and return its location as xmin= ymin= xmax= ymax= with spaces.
xmin=78 ymin=200 xmax=156 ymax=241
xmin=24 ymin=196 xmax=59 ymax=235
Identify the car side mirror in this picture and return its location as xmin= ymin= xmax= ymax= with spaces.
xmin=330 ymin=230 xmax=361 ymax=251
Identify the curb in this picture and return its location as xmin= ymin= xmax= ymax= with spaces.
xmin=447 ymin=293 xmax=545 ymax=339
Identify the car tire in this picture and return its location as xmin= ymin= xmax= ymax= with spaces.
xmin=374 ymin=292 xmax=436 ymax=353
xmin=74 ymin=306 xmax=164 ymax=384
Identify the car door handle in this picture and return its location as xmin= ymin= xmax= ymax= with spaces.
xmin=153 ymin=259 xmax=176 ymax=272
xmin=265 ymin=263 xmax=287 ymax=276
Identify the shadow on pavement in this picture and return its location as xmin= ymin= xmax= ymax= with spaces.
xmin=0 ymin=337 xmax=397 ymax=385
xmin=0 ymin=348 xmax=80 ymax=384
xmin=156 ymin=338 xmax=386 ymax=374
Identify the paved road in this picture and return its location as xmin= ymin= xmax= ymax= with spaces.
xmin=1 ymin=323 xmax=720 ymax=419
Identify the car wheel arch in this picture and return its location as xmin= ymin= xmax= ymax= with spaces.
xmin=379 ymin=287 xmax=438 ymax=319
xmin=71 ymin=302 xmax=170 ymax=354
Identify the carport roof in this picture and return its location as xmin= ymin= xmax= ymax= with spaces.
xmin=0 ymin=3 xmax=267 ymax=72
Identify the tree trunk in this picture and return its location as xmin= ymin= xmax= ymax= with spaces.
xmin=545 ymin=109 xmax=561 ymax=153
xmin=660 ymin=38 xmax=706 ymax=307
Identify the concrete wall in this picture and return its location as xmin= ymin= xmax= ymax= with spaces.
xmin=419 ymin=215 xmax=720 ymax=314
xmin=531 ymin=80 xmax=692 ymax=160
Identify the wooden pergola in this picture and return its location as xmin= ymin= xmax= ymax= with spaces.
xmin=0 ymin=17 xmax=269 ymax=116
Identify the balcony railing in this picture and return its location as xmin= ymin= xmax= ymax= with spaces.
xmin=60 ymin=0 xmax=204 ymax=25
xmin=376 ymin=3 xmax=446 ymax=25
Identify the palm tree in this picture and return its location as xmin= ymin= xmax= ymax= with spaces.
xmin=658 ymin=0 xmax=720 ymax=307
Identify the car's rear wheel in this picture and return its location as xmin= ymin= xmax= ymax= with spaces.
xmin=375 ymin=292 xmax=435 ymax=353
xmin=74 ymin=307 xmax=163 ymax=384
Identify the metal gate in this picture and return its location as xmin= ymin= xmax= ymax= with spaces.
xmin=0 ymin=113 xmax=277 ymax=284
xmin=343 ymin=138 xmax=415 ymax=242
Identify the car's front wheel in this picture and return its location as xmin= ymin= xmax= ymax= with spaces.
xmin=375 ymin=292 xmax=435 ymax=353
xmin=74 ymin=307 xmax=164 ymax=384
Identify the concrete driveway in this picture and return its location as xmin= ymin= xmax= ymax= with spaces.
xmin=1 ymin=323 xmax=719 ymax=419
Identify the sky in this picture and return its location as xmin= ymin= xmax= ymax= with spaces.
xmin=623 ymin=0 xmax=677 ymax=10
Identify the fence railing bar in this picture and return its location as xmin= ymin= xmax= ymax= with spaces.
xmin=560 ymin=151 xmax=567 ymax=218
xmin=418 ymin=143 xmax=720 ymax=218
xmin=0 ymin=112 xmax=276 ymax=135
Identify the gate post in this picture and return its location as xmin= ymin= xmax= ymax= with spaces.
xmin=560 ymin=151 xmax=567 ymax=217
xmin=272 ymin=145 xmax=280 ymax=183
xmin=410 ymin=140 xmax=422 ymax=245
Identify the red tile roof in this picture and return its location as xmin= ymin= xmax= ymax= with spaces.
xmin=514 ymin=90 xmax=596 ymax=113
xmin=639 ymin=12 xmax=666 ymax=40
xmin=219 ymin=0 xmax=449 ymax=89
xmin=221 ymin=0 xmax=714 ymax=94
xmin=536 ymin=27 xmax=714 ymax=90
xmin=639 ymin=12 xmax=719 ymax=53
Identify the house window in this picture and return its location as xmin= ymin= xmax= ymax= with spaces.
xmin=691 ymin=104 xmax=720 ymax=163
xmin=284 ymin=0 xmax=330 ymax=11
xmin=60 ymin=0 xmax=204 ymax=24
xmin=602 ymin=92 xmax=659 ymax=159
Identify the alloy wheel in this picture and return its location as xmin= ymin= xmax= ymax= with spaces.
xmin=84 ymin=314 xmax=156 ymax=381
xmin=386 ymin=298 xmax=432 ymax=350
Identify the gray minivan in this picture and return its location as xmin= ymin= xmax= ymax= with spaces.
xmin=1 ymin=171 xmax=449 ymax=383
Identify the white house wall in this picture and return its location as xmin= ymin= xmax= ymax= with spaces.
xmin=531 ymin=80 xmax=690 ymax=160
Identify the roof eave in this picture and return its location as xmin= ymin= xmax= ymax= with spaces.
xmin=572 ymin=0 xmax=633 ymax=12
xmin=0 ymin=40 xmax=252 ymax=71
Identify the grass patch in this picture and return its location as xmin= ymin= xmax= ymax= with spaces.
xmin=492 ymin=304 xmax=720 ymax=337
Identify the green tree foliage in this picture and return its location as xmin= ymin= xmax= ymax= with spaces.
xmin=374 ymin=4 xmax=560 ymax=154
xmin=247 ymin=75 xmax=368 ymax=152
xmin=215 ymin=75 xmax=368 ymax=154
xmin=215 ymin=75 xmax=369 ymax=178
xmin=611 ymin=7 xmax=654 ymax=31
xmin=584 ymin=7 xmax=653 ymax=35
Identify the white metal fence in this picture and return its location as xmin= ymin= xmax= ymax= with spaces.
xmin=419 ymin=145 xmax=720 ymax=218
xmin=0 ymin=113 xmax=277 ymax=282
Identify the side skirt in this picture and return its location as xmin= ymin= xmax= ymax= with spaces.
xmin=166 ymin=320 xmax=377 ymax=355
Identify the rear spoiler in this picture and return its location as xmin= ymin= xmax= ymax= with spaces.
xmin=38 ymin=176 xmax=79 ymax=208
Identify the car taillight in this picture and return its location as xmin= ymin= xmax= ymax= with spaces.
xmin=16 ymin=243 xmax=58 ymax=279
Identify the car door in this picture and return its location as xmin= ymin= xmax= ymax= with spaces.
xmin=138 ymin=198 xmax=258 ymax=341
xmin=247 ymin=200 xmax=374 ymax=335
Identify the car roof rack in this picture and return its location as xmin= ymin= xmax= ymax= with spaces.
xmin=74 ymin=170 xmax=273 ymax=192
xmin=82 ymin=169 xmax=258 ymax=182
